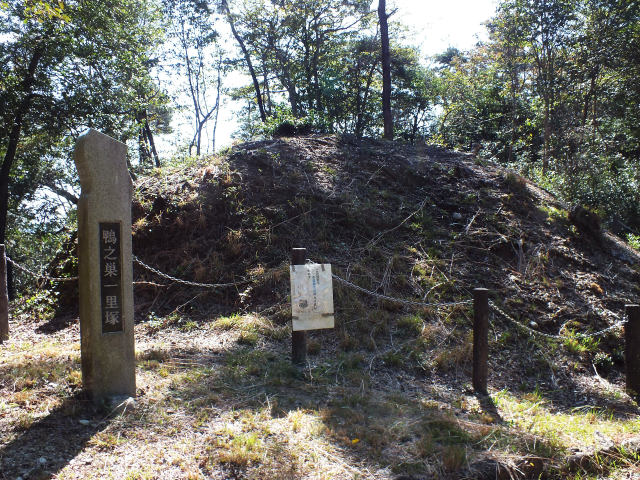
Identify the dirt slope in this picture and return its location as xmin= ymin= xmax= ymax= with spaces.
xmin=132 ymin=134 xmax=639 ymax=336
xmin=4 ymin=134 xmax=640 ymax=479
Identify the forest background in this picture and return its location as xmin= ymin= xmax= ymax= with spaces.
xmin=1 ymin=0 xmax=640 ymax=292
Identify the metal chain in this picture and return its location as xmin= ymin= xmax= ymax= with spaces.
xmin=489 ymin=300 xmax=627 ymax=341
xmin=332 ymin=273 xmax=472 ymax=308
xmin=6 ymin=255 xmax=248 ymax=288
xmin=489 ymin=301 xmax=565 ymax=340
xmin=6 ymin=256 xmax=78 ymax=282
xmin=7 ymin=251 xmax=631 ymax=340
xmin=576 ymin=321 xmax=628 ymax=338
xmin=133 ymin=255 xmax=248 ymax=288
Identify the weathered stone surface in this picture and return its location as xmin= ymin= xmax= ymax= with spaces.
xmin=74 ymin=129 xmax=135 ymax=402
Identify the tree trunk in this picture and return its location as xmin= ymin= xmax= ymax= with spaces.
xmin=378 ymin=0 xmax=393 ymax=140
xmin=411 ymin=113 xmax=418 ymax=144
xmin=143 ymin=115 xmax=160 ymax=167
xmin=287 ymin=83 xmax=300 ymax=117
xmin=212 ymin=53 xmax=223 ymax=153
xmin=356 ymin=58 xmax=379 ymax=139
xmin=354 ymin=57 xmax=363 ymax=137
xmin=262 ymin=61 xmax=272 ymax=116
xmin=0 ymin=46 xmax=43 ymax=245
xmin=542 ymin=96 xmax=550 ymax=173
xmin=509 ymin=82 xmax=517 ymax=163
xmin=223 ymin=0 xmax=266 ymax=123
xmin=138 ymin=129 xmax=150 ymax=166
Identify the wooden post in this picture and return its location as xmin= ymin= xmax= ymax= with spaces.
xmin=6 ymin=257 xmax=14 ymax=301
xmin=473 ymin=288 xmax=489 ymax=395
xmin=625 ymin=305 xmax=640 ymax=401
xmin=292 ymin=248 xmax=307 ymax=366
xmin=0 ymin=244 xmax=9 ymax=343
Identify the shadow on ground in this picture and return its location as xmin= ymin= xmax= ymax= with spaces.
xmin=0 ymin=393 xmax=109 ymax=479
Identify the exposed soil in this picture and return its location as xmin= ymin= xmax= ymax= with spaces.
xmin=2 ymin=135 xmax=640 ymax=479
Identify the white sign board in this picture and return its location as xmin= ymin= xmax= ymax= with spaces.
xmin=290 ymin=263 xmax=334 ymax=331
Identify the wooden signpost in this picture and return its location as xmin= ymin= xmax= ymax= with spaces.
xmin=473 ymin=288 xmax=489 ymax=395
xmin=625 ymin=304 xmax=640 ymax=401
xmin=290 ymin=248 xmax=335 ymax=365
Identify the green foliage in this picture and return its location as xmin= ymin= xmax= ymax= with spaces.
xmin=163 ymin=0 xmax=221 ymax=156
xmin=16 ymin=289 xmax=58 ymax=322
xmin=260 ymin=105 xmax=328 ymax=138
xmin=529 ymin=156 xmax=640 ymax=229
xmin=627 ymin=233 xmax=640 ymax=251
xmin=562 ymin=330 xmax=600 ymax=355
xmin=391 ymin=46 xmax=439 ymax=142
xmin=226 ymin=0 xmax=372 ymax=135
xmin=1 ymin=0 xmax=170 ymax=291
xmin=396 ymin=314 xmax=424 ymax=336
xmin=593 ymin=352 xmax=613 ymax=375
xmin=226 ymin=0 xmax=437 ymax=141
xmin=432 ymin=0 xmax=640 ymax=230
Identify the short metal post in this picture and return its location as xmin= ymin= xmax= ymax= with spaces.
xmin=473 ymin=288 xmax=489 ymax=394
xmin=625 ymin=305 xmax=640 ymax=401
xmin=0 ymin=244 xmax=9 ymax=342
xmin=291 ymin=248 xmax=307 ymax=365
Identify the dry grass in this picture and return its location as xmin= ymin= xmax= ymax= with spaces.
xmin=8 ymin=135 xmax=640 ymax=478
xmin=1 ymin=306 xmax=639 ymax=479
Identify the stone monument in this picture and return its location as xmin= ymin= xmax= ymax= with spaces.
xmin=74 ymin=129 xmax=136 ymax=402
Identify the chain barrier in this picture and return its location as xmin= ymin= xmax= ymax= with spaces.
xmin=331 ymin=273 xmax=472 ymax=309
xmin=489 ymin=300 xmax=627 ymax=341
xmin=6 ymin=255 xmax=247 ymax=289
xmin=6 ymin=256 xmax=78 ymax=282
xmin=5 ymin=253 xmax=633 ymax=340
xmin=133 ymin=255 xmax=248 ymax=289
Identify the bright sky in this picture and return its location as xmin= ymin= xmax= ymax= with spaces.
xmin=158 ymin=0 xmax=499 ymax=157
xmin=394 ymin=0 xmax=499 ymax=56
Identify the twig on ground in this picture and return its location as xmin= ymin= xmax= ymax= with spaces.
xmin=465 ymin=208 xmax=482 ymax=234
xmin=363 ymin=197 xmax=428 ymax=250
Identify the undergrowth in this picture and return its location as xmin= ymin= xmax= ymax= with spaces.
xmin=7 ymin=136 xmax=640 ymax=479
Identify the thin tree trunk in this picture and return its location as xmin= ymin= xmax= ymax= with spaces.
xmin=223 ymin=0 xmax=266 ymax=122
xmin=411 ymin=113 xmax=418 ymax=144
xmin=180 ymin=19 xmax=202 ymax=156
xmin=287 ymin=83 xmax=299 ymax=117
xmin=196 ymin=125 xmax=201 ymax=156
xmin=262 ymin=62 xmax=272 ymax=116
xmin=542 ymin=97 xmax=550 ymax=173
xmin=0 ymin=46 xmax=43 ymax=245
xmin=138 ymin=129 xmax=150 ymax=165
xmin=356 ymin=58 xmax=379 ymax=139
xmin=509 ymin=82 xmax=516 ymax=163
xmin=212 ymin=53 xmax=223 ymax=152
xmin=144 ymin=118 xmax=160 ymax=167
xmin=354 ymin=57 xmax=363 ymax=137
xmin=302 ymin=26 xmax=314 ymax=112
xmin=378 ymin=0 xmax=393 ymax=140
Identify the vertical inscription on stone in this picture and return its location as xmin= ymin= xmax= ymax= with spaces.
xmin=99 ymin=222 xmax=123 ymax=333
xmin=76 ymin=129 xmax=135 ymax=402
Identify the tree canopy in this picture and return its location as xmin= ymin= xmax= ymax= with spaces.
xmin=1 ymin=0 xmax=168 ymax=264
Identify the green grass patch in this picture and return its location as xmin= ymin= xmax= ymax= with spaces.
xmin=494 ymin=389 xmax=640 ymax=451
xmin=215 ymin=313 xmax=288 ymax=341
